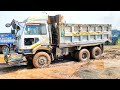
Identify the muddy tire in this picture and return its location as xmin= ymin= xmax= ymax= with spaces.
xmin=33 ymin=52 xmax=51 ymax=68
xmin=91 ymin=47 xmax=102 ymax=59
xmin=78 ymin=49 xmax=90 ymax=62
xmin=2 ymin=46 xmax=10 ymax=54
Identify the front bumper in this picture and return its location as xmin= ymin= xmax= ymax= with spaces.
xmin=4 ymin=53 xmax=27 ymax=66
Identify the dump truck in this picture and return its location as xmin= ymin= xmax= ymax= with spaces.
xmin=4 ymin=14 xmax=112 ymax=68
xmin=111 ymin=29 xmax=120 ymax=45
xmin=0 ymin=33 xmax=15 ymax=54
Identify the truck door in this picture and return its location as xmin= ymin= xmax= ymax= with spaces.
xmin=24 ymin=24 xmax=50 ymax=49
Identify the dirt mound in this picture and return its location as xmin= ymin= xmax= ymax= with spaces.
xmin=74 ymin=60 xmax=120 ymax=79
xmin=74 ymin=60 xmax=104 ymax=79
xmin=103 ymin=45 xmax=120 ymax=59
xmin=99 ymin=67 xmax=120 ymax=79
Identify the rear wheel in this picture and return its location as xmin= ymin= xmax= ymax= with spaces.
xmin=33 ymin=52 xmax=51 ymax=68
xmin=105 ymin=41 xmax=110 ymax=45
xmin=91 ymin=47 xmax=102 ymax=59
xmin=78 ymin=49 xmax=90 ymax=62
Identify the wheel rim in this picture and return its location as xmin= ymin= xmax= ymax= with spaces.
xmin=95 ymin=50 xmax=99 ymax=56
xmin=38 ymin=56 xmax=48 ymax=67
xmin=82 ymin=52 xmax=88 ymax=60
xmin=3 ymin=47 xmax=9 ymax=54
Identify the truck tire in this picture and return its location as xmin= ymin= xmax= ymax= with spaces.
xmin=2 ymin=46 xmax=10 ymax=54
xmin=78 ymin=49 xmax=90 ymax=62
xmin=91 ymin=47 xmax=102 ymax=59
xmin=105 ymin=41 xmax=110 ymax=45
xmin=33 ymin=52 xmax=51 ymax=68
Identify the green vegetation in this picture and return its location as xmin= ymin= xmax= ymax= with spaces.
xmin=117 ymin=39 xmax=120 ymax=45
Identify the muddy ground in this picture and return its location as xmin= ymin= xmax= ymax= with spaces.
xmin=0 ymin=45 xmax=120 ymax=79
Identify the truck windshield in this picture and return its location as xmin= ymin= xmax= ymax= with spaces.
xmin=25 ymin=24 xmax=47 ymax=35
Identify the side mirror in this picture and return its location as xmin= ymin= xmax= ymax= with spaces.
xmin=11 ymin=30 xmax=15 ymax=34
xmin=5 ymin=23 xmax=11 ymax=27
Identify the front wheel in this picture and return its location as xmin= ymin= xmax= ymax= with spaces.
xmin=33 ymin=52 xmax=51 ymax=68
xmin=2 ymin=46 xmax=10 ymax=54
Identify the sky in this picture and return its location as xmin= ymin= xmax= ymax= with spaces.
xmin=0 ymin=11 xmax=120 ymax=33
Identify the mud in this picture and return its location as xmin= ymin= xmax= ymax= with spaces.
xmin=0 ymin=45 xmax=120 ymax=79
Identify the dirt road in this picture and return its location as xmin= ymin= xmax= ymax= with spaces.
xmin=0 ymin=45 xmax=120 ymax=79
